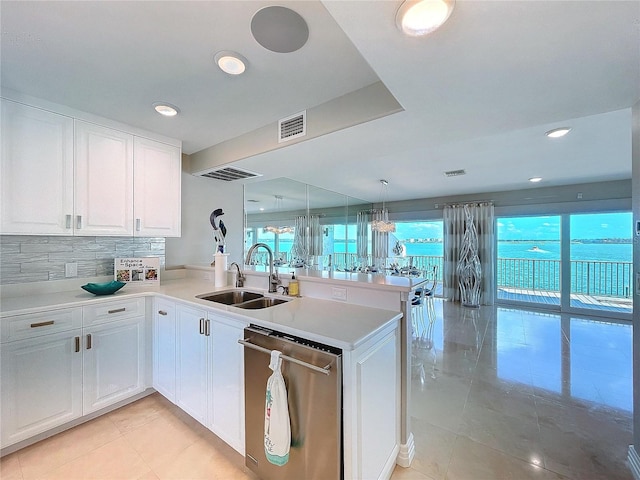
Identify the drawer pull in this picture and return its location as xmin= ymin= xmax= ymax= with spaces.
xmin=86 ymin=334 xmax=92 ymax=350
xmin=108 ymin=308 xmax=126 ymax=314
xmin=30 ymin=320 xmax=54 ymax=328
xmin=75 ymin=336 xmax=80 ymax=353
xmin=158 ymin=310 xmax=168 ymax=316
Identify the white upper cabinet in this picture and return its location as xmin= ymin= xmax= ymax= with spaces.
xmin=1 ymin=100 xmax=74 ymax=235
xmin=75 ymin=121 xmax=134 ymax=236
xmin=133 ymin=137 xmax=181 ymax=237
xmin=0 ymin=98 xmax=181 ymax=237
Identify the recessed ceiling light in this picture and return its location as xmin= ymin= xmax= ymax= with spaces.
xmin=545 ymin=127 xmax=571 ymax=138
xmin=529 ymin=177 xmax=543 ymax=183
xmin=153 ymin=103 xmax=179 ymax=117
xmin=396 ymin=0 xmax=455 ymax=37
xmin=214 ymin=51 xmax=247 ymax=75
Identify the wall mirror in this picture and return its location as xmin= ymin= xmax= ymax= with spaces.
xmin=244 ymin=177 xmax=370 ymax=271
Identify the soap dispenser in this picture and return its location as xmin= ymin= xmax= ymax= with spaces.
xmin=288 ymin=272 xmax=299 ymax=297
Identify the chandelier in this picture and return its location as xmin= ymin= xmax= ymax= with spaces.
xmin=263 ymin=195 xmax=293 ymax=235
xmin=371 ymin=179 xmax=396 ymax=233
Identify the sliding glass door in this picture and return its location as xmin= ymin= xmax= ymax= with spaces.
xmin=568 ymin=212 xmax=632 ymax=315
xmin=496 ymin=216 xmax=561 ymax=307
xmin=496 ymin=212 xmax=632 ymax=318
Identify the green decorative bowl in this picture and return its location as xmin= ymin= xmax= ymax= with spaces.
xmin=81 ymin=281 xmax=126 ymax=295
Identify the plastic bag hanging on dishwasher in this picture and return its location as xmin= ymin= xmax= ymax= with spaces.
xmin=264 ymin=350 xmax=291 ymax=466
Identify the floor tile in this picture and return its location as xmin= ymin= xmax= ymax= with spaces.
xmin=107 ymin=393 xmax=170 ymax=434
xmin=445 ymin=435 xmax=568 ymax=480
xmin=0 ymin=452 xmax=23 ymax=480
xmin=17 ymin=416 xmax=122 ymax=479
xmin=409 ymin=417 xmax=456 ymax=480
xmin=37 ymin=437 xmax=151 ymax=480
xmin=123 ymin=413 xmax=202 ymax=470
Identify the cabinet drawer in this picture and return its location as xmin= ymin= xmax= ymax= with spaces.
xmin=83 ymin=297 xmax=145 ymax=326
xmin=1 ymin=308 xmax=82 ymax=343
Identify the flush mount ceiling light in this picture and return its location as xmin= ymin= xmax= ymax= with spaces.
xmin=545 ymin=127 xmax=571 ymax=138
xmin=153 ymin=103 xmax=179 ymax=117
xmin=214 ymin=51 xmax=247 ymax=75
xmin=396 ymin=0 xmax=455 ymax=36
xmin=529 ymin=177 xmax=543 ymax=183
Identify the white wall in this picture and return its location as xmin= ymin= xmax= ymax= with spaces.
xmin=165 ymin=165 xmax=244 ymax=268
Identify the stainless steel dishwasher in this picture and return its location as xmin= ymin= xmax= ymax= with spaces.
xmin=240 ymin=324 xmax=343 ymax=480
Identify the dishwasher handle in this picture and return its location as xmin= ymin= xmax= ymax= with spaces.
xmin=238 ymin=338 xmax=332 ymax=376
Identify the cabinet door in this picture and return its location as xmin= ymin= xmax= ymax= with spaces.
xmin=1 ymin=330 xmax=83 ymax=448
xmin=175 ymin=305 xmax=208 ymax=426
xmin=74 ymin=121 xmax=134 ymax=236
xmin=153 ymin=298 xmax=176 ymax=402
xmin=210 ymin=315 xmax=246 ymax=454
xmin=83 ymin=317 xmax=145 ymax=414
xmin=1 ymin=100 xmax=74 ymax=235
xmin=133 ymin=137 xmax=181 ymax=237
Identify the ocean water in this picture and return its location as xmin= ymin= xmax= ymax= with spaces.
xmin=269 ymin=239 xmax=632 ymax=262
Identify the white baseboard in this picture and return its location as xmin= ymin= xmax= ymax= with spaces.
xmin=628 ymin=445 xmax=640 ymax=480
xmin=396 ymin=433 xmax=415 ymax=467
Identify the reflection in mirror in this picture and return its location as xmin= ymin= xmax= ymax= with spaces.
xmin=244 ymin=177 xmax=370 ymax=271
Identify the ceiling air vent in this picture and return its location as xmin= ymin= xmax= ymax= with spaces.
xmin=199 ymin=166 xmax=261 ymax=181
xmin=278 ymin=110 xmax=306 ymax=143
xmin=444 ymin=169 xmax=466 ymax=177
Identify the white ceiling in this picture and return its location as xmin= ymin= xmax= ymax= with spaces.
xmin=2 ymin=1 xmax=639 ymax=204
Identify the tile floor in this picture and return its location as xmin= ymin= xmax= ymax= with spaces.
xmin=0 ymin=299 xmax=633 ymax=480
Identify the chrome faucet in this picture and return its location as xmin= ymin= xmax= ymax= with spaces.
xmin=245 ymin=243 xmax=280 ymax=293
xmin=229 ymin=262 xmax=245 ymax=288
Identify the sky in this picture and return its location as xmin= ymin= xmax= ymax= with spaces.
xmin=384 ymin=212 xmax=632 ymax=241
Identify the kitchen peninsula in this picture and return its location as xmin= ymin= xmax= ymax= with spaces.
xmin=0 ymin=268 xmax=422 ymax=480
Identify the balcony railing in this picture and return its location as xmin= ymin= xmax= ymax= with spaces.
xmin=254 ymin=250 xmax=631 ymax=302
xmin=497 ymin=257 xmax=633 ymax=298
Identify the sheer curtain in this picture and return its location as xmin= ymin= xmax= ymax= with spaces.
xmin=291 ymin=215 xmax=322 ymax=266
xmin=371 ymin=209 xmax=389 ymax=270
xmin=356 ymin=211 xmax=369 ymax=266
xmin=443 ymin=203 xmax=495 ymax=305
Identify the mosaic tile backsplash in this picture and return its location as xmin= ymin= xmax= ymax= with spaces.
xmin=0 ymin=236 xmax=165 ymax=285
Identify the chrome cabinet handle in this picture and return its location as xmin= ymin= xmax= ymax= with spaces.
xmin=205 ymin=319 xmax=210 ymax=337
xmin=136 ymin=218 xmax=141 ymax=232
xmin=86 ymin=334 xmax=92 ymax=350
xmin=108 ymin=308 xmax=126 ymax=314
xmin=76 ymin=215 xmax=82 ymax=229
xmin=158 ymin=310 xmax=168 ymax=316
xmin=30 ymin=320 xmax=54 ymax=328
xmin=199 ymin=318 xmax=204 ymax=335
xmin=66 ymin=214 xmax=72 ymax=229
xmin=75 ymin=336 xmax=80 ymax=353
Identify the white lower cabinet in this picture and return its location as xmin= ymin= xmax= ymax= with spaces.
xmin=153 ymin=298 xmax=177 ymax=402
xmin=175 ymin=304 xmax=209 ymax=425
xmin=82 ymin=316 xmax=145 ymax=414
xmin=1 ymin=329 xmax=83 ymax=447
xmin=0 ymin=299 xmax=146 ymax=449
xmin=344 ymin=324 xmax=400 ymax=480
xmin=209 ymin=313 xmax=246 ymax=454
xmin=170 ymin=304 xmax=246 ymax=454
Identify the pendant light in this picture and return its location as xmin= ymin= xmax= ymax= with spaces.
xmin=263 ymin=195 xmax=293 ymax=235
xmin=371 ymin=180 xmax=396 ymax=233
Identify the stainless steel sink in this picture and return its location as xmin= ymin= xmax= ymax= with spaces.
xmin=197 ymin=290 xmax=264 ymax=305
xmin=196 ymin=290 xmax=290 ymax=309
xmin=234 ymin=297 xmax=289 ymax=309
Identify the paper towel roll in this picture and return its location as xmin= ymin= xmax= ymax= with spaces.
xmin=214 ymin=252 xmax=228 ymax=287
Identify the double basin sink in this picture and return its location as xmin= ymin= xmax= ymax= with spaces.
xmin=196 ymin=289 xmax=290 ymax=310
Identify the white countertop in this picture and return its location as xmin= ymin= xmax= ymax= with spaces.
xmin=194 ymin=264 xmax=428 ymax=292
xmin=0 ymin=277 xmax=402 ymax=351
